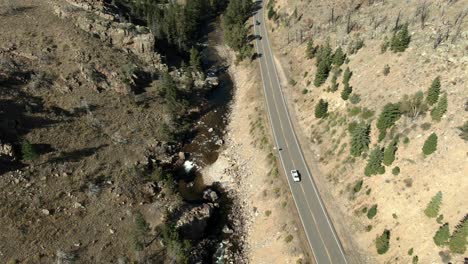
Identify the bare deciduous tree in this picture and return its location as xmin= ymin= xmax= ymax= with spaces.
xmin=415 ymin=1 xmax=431 ymax=29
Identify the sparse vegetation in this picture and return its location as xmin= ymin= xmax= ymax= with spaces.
xmin=383 ymin=64 xmax=390 ymax=76
xmin=21 ymin=140 xmax=39 ymax=161
xmin=341 ymin=67 xmax=353 ymax=100
xmin=400 ymin=91 xmax=428 ymax=120
xmin=424 ymin=191 xmax=442 ymax=218
xmin=422 ymin=133 xmax=438 ymax=156
xmin=392 ymin=166 xmax=400 ymax=175
xmin=367 ymin=204 xmax=378 ymax=219
xmin=353 ymin=179 xmax=363 ymax=193
xmin=458 ymin=121 xmax=468 ymax=141
xmin=383 ymin=137 xmax=398 ymax=166
xmin=431 ymin=93 xmax=447 ymax=122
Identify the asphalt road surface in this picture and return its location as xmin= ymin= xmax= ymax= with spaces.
xmin=252 ymin=4 xmax=348 ymax=264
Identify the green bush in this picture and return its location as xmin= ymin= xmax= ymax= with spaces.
xmin=349 ymin=106 xmax=361 ymax=116
xmin=364 ymin=147 xmax=385 ymax=176
xmin=408 ymin=248 xmax=413 ymax=255
xmin=349 ymin=94 xmax=361 ymax=104
xmin=302 ymin=89 xmax=308 ymax=94
xmin=361 ymin=108 xmax=374 ymax=119
xmin=285 ymin=234 xmax=294 ymax=243
xmin=350 ymin=123 xmax=371 ymax=157
xmin=383 ymin=138 xmax=398 ymax=166
xmin=330 ymin=71 xmax=339 ymax=92
xmin=422 ymin=133 xmax=438 ymax=155
xmin=314 ymin=99 xmax=328 ymax=118
xmin=376 ymin=229 xmax=391 ymax=254
xmin=21 ymin=140 xmax=39 ymax=161
xmin=390 ymin=24 xmax=411 ymax=52
xmin=377 ymin=103 xmax=402 ymax=133
xmin=424 ymin=191 xmax=442 ymax=218
xmin=431 ymin=93 xmax=447 ymax=122
xmin=392 ymin=166 xmax=400 ymax=175
xmin=412 ymin=256 xmax=419 ymax=264
xmin=449 ymin=218 xmax=467 ymax=254
xmin=367 ymin=204 xmax=378 ymax=219
xmin=426 ymin=77 xmax=441 ymax=106
xmin=353 ymin=179 xmax=363 ymax=193
xmin=458 ymin=121 xmax=468 ymax=141
xmin=189 ymin=46 xmax=202 ymax=71
xmin=383 ymin=64 xmax=390 ymax=76
xmin=342 ymin=67 xmax=352 ymax=86
xmin=332 ymin=47 xmax=346 ymax=66
xmin=433 ymin=223 xmax=450 ymax=246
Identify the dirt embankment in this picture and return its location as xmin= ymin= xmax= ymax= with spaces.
xmin=265 ymin=0 xmax=468 ymax=263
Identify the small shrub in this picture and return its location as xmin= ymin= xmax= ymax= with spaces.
xmin=412 ymin=256 xmax=419 ymax=264
xmin=403 ymin=136 xmax=410 ymax=144
xmin=424 ymin=191 xmax=442 ymax=218
xmin=285 ymin=234 xmax=294 ymax=243
xmin=400 ymin=91 xmax=428 ymax=120
xmin=366 ymin=189 xmax=372 ymax=195
xmin=349 ymin=106 xmax=361 ymax=116
xmin=353 ymin=179 xmax=363 ymax=193
xmin=364 ymin=147 xmax=385 ymax=176
xmin=365 ymin=225 xmax=373 ymax=232
xmin=21 ymin=140 xmax=39 ymax=161
xmin=376 ymin=229 xmax=391 ymax=254
xmin=315 ymin=99 xmax=329 ymax=118
xmin=422 ymin=133 xmax=437 ymax=156
xmin=457 ymin=121 xmax=468 ymax=141
xmin=349 ymin=94 xmax=361 ymax=104
xmin=408 ymin=248 xmax=413 ymax=255
xmin=381 ymin=36 xmax=390 ymax=53
xmin=361 ymin=108 xmax=374 ymax=119
xmin=420 ymin=123 xmax=431 ymax=130
xmin=392 ymin=166 xmax=400 ymax=175
xmin=383 ymin=64 xmax=390 ymax=76
xmin=367 ymin=204 xmax=378 ymax=219
xmin=265 ymin=210 xmax=272 ymax=217
xmin=289 ymin=78 xmax=297 ymax=86
xmin=433 ymin=223 xmax=450 ymax=246
xmin=305 ymin=40 xmax=317 ymax=59
xmin=302 ymin=89 xmax=308 ymax=94
xmin=426 ymin=77 xmax=441 ymax=106
xmin=436 ymin=214 xmax=444 ymax=224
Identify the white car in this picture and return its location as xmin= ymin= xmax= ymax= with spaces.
xmin=291 ymin=169 xmax=301 ymax=182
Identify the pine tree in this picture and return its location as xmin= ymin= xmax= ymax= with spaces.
xmin=376 ymin=229 xmax=391 ymax=254
xmin=341 ymin=84 xmax=352 ymax=100
xmin=314 ymin=60 xmax=330 ymax=87
xmin=330 ymin=72 xmax=339 ymax=92
xmin=422 ymin=133 xmax=438 ymax=156
xmin=189 ymin=46 xmax=202 ymax=71
xmin=350 ymin=123 xmax=371 ymax=157
xmin=426 ymin=77 xmax=441 ymax=106
xmin=390 ymin=24 xmax=411 ymax=52
xmin=424 ymin=191 xmax=442 ymax=218
xmin=377 ymin=103 xmax=401 ymax=131
xmin=433 ymin=223 xmax=450 ymax=246
xmin=449 ymin=217 xmax=468 ymax=254
xmin=332 ymin=47 xmax=346 ymax=66
xmin=383 ymin=138 xmax=398 ymax=166
xmin=431 ymin=93 xmax=447 ymax=122
xmin=364 ymin=147 xmax=385 ymax=176
xmin=314 ymin=99 xmax=328 ymax=118
xmin=21 ymin=139 xmax=39 ymax=161
xmin=342 ymin=67 xmax=352 ymax=86
xmin=367 ymin=204 xmax=378 ymax=219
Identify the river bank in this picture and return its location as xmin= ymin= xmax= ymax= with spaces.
xmin=201 ymin=28 xmax=307 ymax=263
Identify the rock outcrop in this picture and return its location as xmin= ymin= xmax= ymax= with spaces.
xmin=175 ymin=203 xmax=214 ymax=240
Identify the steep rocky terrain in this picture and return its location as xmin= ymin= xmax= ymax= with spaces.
xmin=0 ymin=0 xmax=246 ymax=263
xmin=265 ymin=0 xmax=468 ymax=263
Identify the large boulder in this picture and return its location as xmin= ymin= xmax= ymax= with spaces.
xmin=175 ymin=203 xmax=214 ymax=240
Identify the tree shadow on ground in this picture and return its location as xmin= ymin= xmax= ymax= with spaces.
xmin=47 ymin=144 xmax=108 ymax=164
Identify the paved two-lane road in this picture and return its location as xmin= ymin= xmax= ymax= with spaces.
xmin=252 ymin=3 xmax=348 ymax=264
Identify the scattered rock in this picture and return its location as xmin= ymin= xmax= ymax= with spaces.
xmin=203 ymin=188 xmax=218 ymax=202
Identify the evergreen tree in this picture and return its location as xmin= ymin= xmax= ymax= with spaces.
xmin=21 ymin=139 xmax=39 ymax=161
xmin=162 ymin=72 xmax=180 ymax=114
xmin=364 ymin=147 xmax=385 ymax=176
xmin=424 ymin=191 xmax=442 ymax=218
xmin=376 ymin=103 xmax=401 ymax=133
xmin=315 ymin=43 xmax=333 ymax=67
xmin=350 ymin=123 xmax=371 ymax=157
xmin=314 ymin=99 xmax=328 ymax=118
xmin=426 ymin=77 xmax=441 ymax=106
xmin=332 ymin=47 xmax=346 ymax=66
xmin=422 ymin=133 xmax=438 ymax=156
xmin=431 ymin=93 xmax=447 ymax=122
xmin=433 ymin=223 xmax=450 ymax=246
xmin=383 ymin=137 xmax=398 ymax=166
xmin=189 ymin=46 xmax=202 ymax=71
xmin=330 ymin=71 xmax=339 ymax=92
xmin=390 ymin=24 xmax=411 ymax=52
xmin=341 ymin=84 xmax=352 ymax=100
xmin=305 ymin=40 xmax=317 ymax=59
xmin=367 ymin=204 xmax=378 ymax=219
xmin=314 ymin=60 xmax=330 ymax=87
xmin=376 ymin=230 xmax=391 ymax=254
xmin=342 ymin=67 xmax=352 ymax=86
xmin=449 ymin=218 xmax=468 ymax=254
xmin=267 ymin=6 xmax=275 ymax=20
